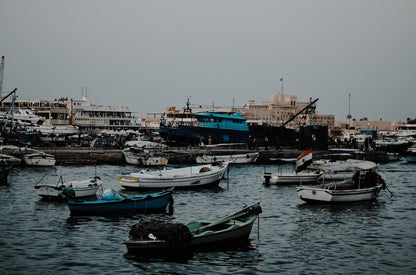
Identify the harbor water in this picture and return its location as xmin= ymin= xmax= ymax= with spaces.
xmin=0 ymin=160 xmax=415 ymax=274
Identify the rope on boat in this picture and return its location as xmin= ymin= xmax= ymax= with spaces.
xmin=34 ymin=172 xmax=48 ymax=187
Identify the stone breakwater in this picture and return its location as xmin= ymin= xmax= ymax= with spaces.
xmin=35 ymin=147 xmax=389 ymax=165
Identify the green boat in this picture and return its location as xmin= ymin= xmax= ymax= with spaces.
xmin=124 ymin=201 xmax=262 ymax=259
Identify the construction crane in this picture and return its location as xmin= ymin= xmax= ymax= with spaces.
xmin=0 ymin=88 xmax=18 ymax=132
xmin=0 ymin=56 xmax=5 ymax=99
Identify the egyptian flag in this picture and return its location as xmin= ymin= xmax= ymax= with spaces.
xmin=296 ymin=148 xmax=313 ymax=172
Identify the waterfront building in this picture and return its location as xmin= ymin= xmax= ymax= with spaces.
xmin=314 ymin=114 xmax=335 ymax=133
xmin=242 ymin=94 xmax=303 ymax=126
xmin=1 ymin=96 xmax=141 ymax=135
xmin=70 ymin=96 xmax=141 ymax=134
xmin=0 ymin=98 xmax=71 ymax=126
xmin=238 ymin=93 xmax=335 ymax=132
xmin=334 ymin=120 xmax=409 ymax=139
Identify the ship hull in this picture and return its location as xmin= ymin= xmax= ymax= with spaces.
xmin=159 ymin=125 xmax=248 ymax=145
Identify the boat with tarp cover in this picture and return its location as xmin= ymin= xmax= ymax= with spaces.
xmin=67 ymin=188 xmax=174 ymax=216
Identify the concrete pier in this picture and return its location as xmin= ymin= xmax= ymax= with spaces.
xmin=38 ymin=147 xmax=124 ymax=165
xmin=36 ymin=147 xmax=389 ymax=165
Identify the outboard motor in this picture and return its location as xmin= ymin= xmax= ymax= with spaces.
xmin=263 ymin=172 xmax=272 ymax=187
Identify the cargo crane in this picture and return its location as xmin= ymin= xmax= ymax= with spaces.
xmin=281 ymin=98 xmax=319 ymax=128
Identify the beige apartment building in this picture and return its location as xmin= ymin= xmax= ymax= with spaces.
xmin=236 ymin=93 xmax=335 ymax=131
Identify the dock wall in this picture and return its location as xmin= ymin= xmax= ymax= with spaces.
xmin=36 ymin=147 xmax=389 ymax=165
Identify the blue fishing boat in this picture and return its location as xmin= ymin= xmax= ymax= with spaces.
xmin=67 ymin=188 xmax=174 ymax=216
xmin=158 ymin=99 xmax=249 ymax=145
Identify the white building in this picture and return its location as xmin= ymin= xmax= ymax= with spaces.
xmin=71 ymin=96 xmax=141 ymax=134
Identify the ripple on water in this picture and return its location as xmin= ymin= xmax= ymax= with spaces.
xmin=0 ymin=162 xmax=415 ymax=273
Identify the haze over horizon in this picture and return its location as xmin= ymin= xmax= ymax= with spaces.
xmin=1 ymin=0 xmax=415 ymax=122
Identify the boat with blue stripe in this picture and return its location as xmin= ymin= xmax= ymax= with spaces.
xmin=158 ymin=99 xmax=249 ymax=145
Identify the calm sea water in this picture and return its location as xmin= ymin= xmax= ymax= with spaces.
xmin=0 ymin=160 xmax=415 ymax=274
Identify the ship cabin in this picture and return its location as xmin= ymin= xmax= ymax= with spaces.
xmin=195 ymin=112 xmax=249 ymax=132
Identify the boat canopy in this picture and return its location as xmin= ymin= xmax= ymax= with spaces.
xmin=318 ymin=159 xmax=377 ymax=172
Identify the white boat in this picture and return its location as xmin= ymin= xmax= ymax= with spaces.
xmin=196 ymin=152 xmax=259 ymax=164
xmin=309 ymin=159 xmax=378 ymax=181
xmin=0 ymin=108 xmax=45 ymax=126
xmin=263 ymin=170 xmax=323 ymax=185
xmin=296 ymin=173 xmax=385 ymax=203
xmin=22 ymin=151 xmax=56 ymax=166
xmin=28 ymin=125 xmax=80 ymax=136
xmin=117 ymin=162 xmax=229 ymax=189
xmin=263 ymin=148 xmax=321 ymax=185
xmin=386 ymin=152 xmax=402 ymax=162
xmin=0 ymin=145 xmax=22 ymax=155
xmin=124 ymin=134 xmax=167 ymax=150
xmin=122 ymin=147 xmax=168 ymax=166
xmin=0 ymin=146 xmax=42 ymax=160
xmin=0 ymin=153 xmax=21 ymax=166
xmin=35 ymin=176 xmax=103 ymax=200
xmin=296 ymin=159 xmax=387 ymax=203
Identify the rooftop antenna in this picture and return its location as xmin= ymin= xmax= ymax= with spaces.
xmin=82 ymin=86 xmax=88 ymax=100
xmin=0 ymin=56 xmax=5 ymax=99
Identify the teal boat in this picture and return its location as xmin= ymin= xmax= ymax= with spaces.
xmin=158 ymin=98 xmax=249 ymax=145
xmin=124 ymin=201 xmax=262 ymax=259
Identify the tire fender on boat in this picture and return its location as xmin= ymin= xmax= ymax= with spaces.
xmin=117 ymin=175 xmax=139 ymax=183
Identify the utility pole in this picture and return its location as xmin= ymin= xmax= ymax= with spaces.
xmin=347 ymin=92 xmax=352 ymax=130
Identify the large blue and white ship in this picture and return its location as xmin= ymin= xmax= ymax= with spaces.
xmin=158 ymin=100 xmax=249 ymax=145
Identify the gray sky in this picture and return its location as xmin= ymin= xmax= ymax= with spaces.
xmin=1 ymin=0 xmax=415 ymax=122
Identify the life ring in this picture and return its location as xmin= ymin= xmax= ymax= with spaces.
xmin=117 ymin=175 xmax=139 ymax=183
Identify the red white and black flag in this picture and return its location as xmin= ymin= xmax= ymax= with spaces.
xmin=296 ymin=148 xmax=313 ymax=172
